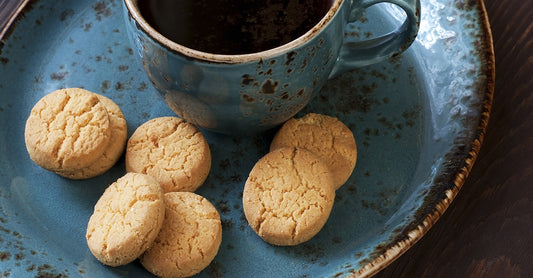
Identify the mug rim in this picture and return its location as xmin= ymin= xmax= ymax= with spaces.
xmin=123 ymin=0 xmax=343 ymax=64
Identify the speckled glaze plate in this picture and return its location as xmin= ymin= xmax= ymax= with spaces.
xmin=0 ymin=0 xmax=494 ymax=277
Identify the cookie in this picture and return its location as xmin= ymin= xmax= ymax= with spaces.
xmin=270 ymin=113 xmax=357 ymax=189
xmin=24 ymin=88 xmax=111 ymax=172
xmin=125 ymin=116 xmax=211 ymax=192
xmin=56 ymin=94 xmax=127 ymax=179
xmin=86 ymin=172 xmax=165 ymax=266
xmin=242 ymin=147 xmax=335 ymax=246
xmin=141 ymin=192 xmax=222 ymax=278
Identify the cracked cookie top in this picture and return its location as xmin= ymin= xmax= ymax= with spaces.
xmin=125 ymin=116 xmax=211 ymax=192
xmin=56 ymin=93 xmax=127 ymax=179
xmin=270 ymin=113 xmax=357 ymax=189
xmin=243 ymin=147 xmax=335 ymax=246
xmin=24 ymin=88 xmax=111 ymax=172
xmin=141 ymin=191 xmax=222 ymax=278
xmin=86 ymin=172 xmax=165 ymax=266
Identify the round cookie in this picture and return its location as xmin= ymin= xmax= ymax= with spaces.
xmin=125 ymin=116 xmax=211 ymax=192
xmin=86 ymin=172 xmax=165 ymax=266
xmin=141 ymin=192 xmax=222 ymax=278
xmin=56 ymin=94 xmax=127 ymax=179
xmin=24 ymin=88 xmax=111 ymax=172
xmin=270 ymin=113 xmax=357 ymax=189
xmin=242 ymin=147 xmax=335 ymax=246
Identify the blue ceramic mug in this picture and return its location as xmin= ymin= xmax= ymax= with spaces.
xmin=123 ymin=0 xmax=420 ymax=135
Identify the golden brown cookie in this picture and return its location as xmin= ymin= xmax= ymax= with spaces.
xmin=270 ymin=113 xmax=357 ymax=189
xmin=24 ymin=88 xmax=111 ymax=172
xmin=242 ymin=147 xmax=335 ymax=246
xmin=86 ymin=172 xmax=165 ymax=266
xmin=125 ymin=116 xmax=211 ymax=192
xmin=141 ymin=192 xmax=222 ymax=278
xmin=56 ymin=94 xmax=127 ymax=179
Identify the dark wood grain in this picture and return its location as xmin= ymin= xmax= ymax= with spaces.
xmin=374 ymin=0 xmax=533 ymax=277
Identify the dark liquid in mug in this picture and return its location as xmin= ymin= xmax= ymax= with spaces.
xmin=137 ymin=0 xmax=333 ymax=55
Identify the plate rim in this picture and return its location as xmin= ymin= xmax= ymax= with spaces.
xmin=351 ymin=0 xmax=495 ymax=276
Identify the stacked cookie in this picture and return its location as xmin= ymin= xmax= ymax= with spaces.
xmin=87 ymin=116 xmax=220 ymax=277
xmin=124 ymin=116 xmax=220 ymax=277
xmin=141 ymin=191 xmax=222 ymax=278
xmin=243 ymin=113 xmax=357 ymax=246
xmin=270 ymin=113 xmax=358 ymax=190
xmin=86 ymin=173 xmax=222 ymax=278
xmin=24 ymin=88 xmax=127 ymax=179
xmin=86 ymin=173 xmax=166 ymax=266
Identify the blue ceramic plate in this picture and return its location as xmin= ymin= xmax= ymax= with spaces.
xmin=0 ymin=0 xmax=494 ymax=277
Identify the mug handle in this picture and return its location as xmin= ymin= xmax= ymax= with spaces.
xmin=329 ymin=0 xmax=421 ymax=78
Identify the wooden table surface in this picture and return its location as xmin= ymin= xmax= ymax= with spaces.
xmin=375 ymin=0 xmax=533 ymax=277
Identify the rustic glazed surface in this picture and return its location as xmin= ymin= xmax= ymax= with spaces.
xmin=0 ymin=0 xmax=493 ymax=277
